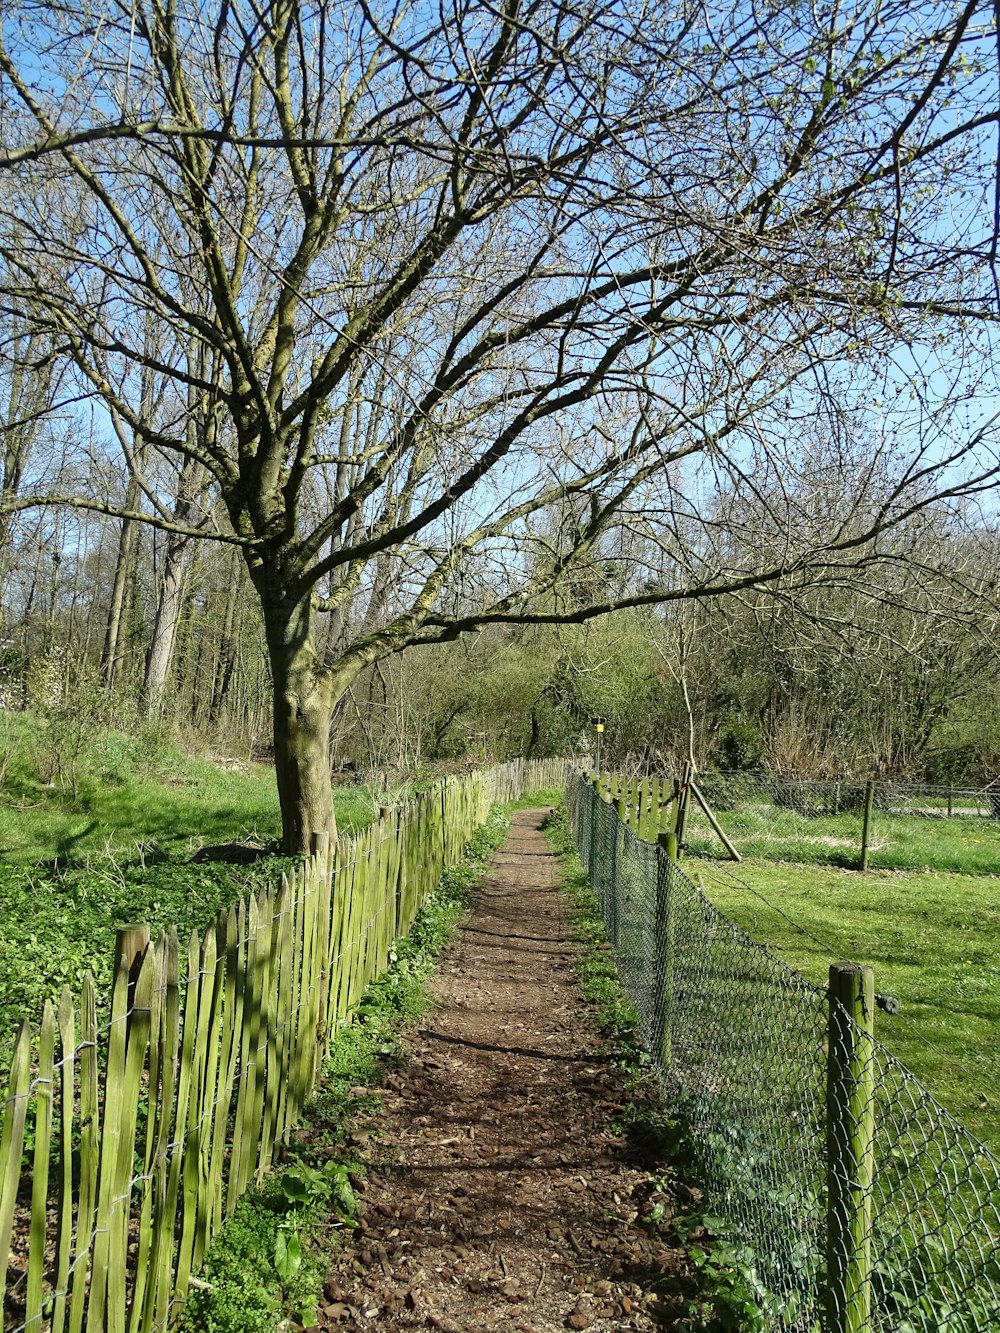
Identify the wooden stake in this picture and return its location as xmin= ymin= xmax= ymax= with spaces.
xmin=689 ymin=780 xmax=741 ymax=862
xmin=826 ymin=963 xmax=875 ymax=1333
xmin=674 ymin=763 xmax=691 ymax=856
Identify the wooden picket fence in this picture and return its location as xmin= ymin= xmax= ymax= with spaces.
xmin=590 ymin=772 xmax=675 ymax=841
xmin=0 ymin=757 xmax=566 ymax=1333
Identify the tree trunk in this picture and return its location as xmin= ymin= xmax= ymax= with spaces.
xmin=142 ymin=456 xmax=204 ymax=719
xmin=142 ymin=530 xmax=189 ymax=719
xmin=100 ymin=471 xmax=142 ymax=687
xmin=265 ymin=593 xmax=361 ymax=853
xmin=272 ymin=664 xmax=335 ymax=853
xmin=209 ymin=558 xmax=241 ymax=723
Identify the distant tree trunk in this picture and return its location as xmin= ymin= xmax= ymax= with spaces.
xmin=142 ymin=456 xmax=204 ymax=719
xmin=42 ymin=516 xmax=63 ymax=658
xmin=102 ymin=364 xmax=158 ymax=687
xmin=143 ymin=532 xmax=189 ymax=719
xmin=209 ymin=557 xmax=242 ymax=724
xmin=1 ymin=320 xmax=56 ymax=650
xmin=100 ymin=470 xmax=142 ymax=687
xmin=527 ymin=707 xmax=541 ymax=758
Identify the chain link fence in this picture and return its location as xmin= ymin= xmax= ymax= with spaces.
xmin=688 ymin=772 xmax=1000 ymax=873
xmin=567 ymin=770 xmax=1000 ymax=1332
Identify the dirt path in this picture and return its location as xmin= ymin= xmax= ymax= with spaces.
xmin=315 ymin=809 xmax=684 ymax=1332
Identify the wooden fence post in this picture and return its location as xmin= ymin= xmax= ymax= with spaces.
xmin=653 ymin=833 xmax=678 ymax=1066
xmin=115 ymin=923 xmax=151 ymax=1018
xmin=859 ymin=780 xmax=875 ymax=872
xmin=675 ymin=763 xmax=691 ymax=857
xmin=826 ymin=963 xmax=875 ymax=1333
xmin=587 ymin=780 xmax=599 ymax=893
xmin=609 ymin=796 xmax=627 ymax=946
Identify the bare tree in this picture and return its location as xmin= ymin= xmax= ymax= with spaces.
xmin=1 ymin=0 xmax=999 ymax=849
xmin=0 ymin=311 xmax=73 ymax=628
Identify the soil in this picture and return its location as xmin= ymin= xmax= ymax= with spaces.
xmin=309 ymin=809 xmax=692 ymax=1333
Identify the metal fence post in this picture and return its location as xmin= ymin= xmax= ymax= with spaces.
xmin=826 ymin=963 xmax=875 ymax=1333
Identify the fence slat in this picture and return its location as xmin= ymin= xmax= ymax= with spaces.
xmin=68 ymin=974 xmax=99 ymax=1333
xmin=274 ymin=876 xmax=294 ymax=1146
xmin=25 ymin=1001 xmax=54 ymax=1329
xmin=108 ymin=943 xmax=157 ymax=1333
xmin=204 ymin=910 xmax=237 ymax=1248
xmin=52 ymin=988 xmax=76 ymax=1333
xmin=176 ymin=928 xmax=217 ymax=1293
xmin=145 ymin=930 xmax=180 ymax=1333
xmin=0 ymin=1022 xmax=32 ymax=1333
xmin=86 ymin=949 xmax=131 ymax=1333
xmin=194 ymin=925 xmax=227 ymax=1272
xmin=128 ymin=933 xmax=167 ymax=1333
xmin=245 ymin=888 xmax=273 ymax=1183
xmin=228 ymin=897 xmax=257 ymax=1209
xmin=164 ymin=931 xmax=202 ymax=1316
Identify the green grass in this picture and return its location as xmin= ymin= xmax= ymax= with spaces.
xmin=508 ymin=785 xmax=562 ymax=809
xmin=684 ymin=800 xmax=1000 ymax=876
xmin=0 ymin=709 xmax=377 ymax=1062
xmin=0 ymin=709 xmax=375 ymax=864
xmin=696 ymin=858 xmax=1000 ymax=1151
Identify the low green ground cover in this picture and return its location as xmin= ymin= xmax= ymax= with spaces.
xmin=0 ymin=708 xmax=376 ymax=863
xmin=696 ymin=859 xmax=1000 ymax=1151
xmin=0 ymin=710 xmax=377 ymax=1061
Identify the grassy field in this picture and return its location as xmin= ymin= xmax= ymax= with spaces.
xmin=0 ymin=710 xmax=377 ymax=1062
xmin=694 ymin=855 xmax=1000 ymax=1152
xmin=684 ymin=798 xmax=1000 ymax=876
xmin=0 ymin=709 xmax=378 ymax=863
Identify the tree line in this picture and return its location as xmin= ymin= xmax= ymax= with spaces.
xmin=1 ymin=0 xmax=999 ymax=848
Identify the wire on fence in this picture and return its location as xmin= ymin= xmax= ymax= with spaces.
xmin=645 ymin=770 xmax=1000 ymax=875
xmin=567 ymin=769 xmax=1000 ymax=1333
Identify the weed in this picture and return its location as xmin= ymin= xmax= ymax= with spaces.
xmin=178 ymin=1182 xmax=326 ymax=1333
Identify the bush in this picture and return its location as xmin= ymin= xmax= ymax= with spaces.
xmin=715 ymin=719 xmax=763 ymax=772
